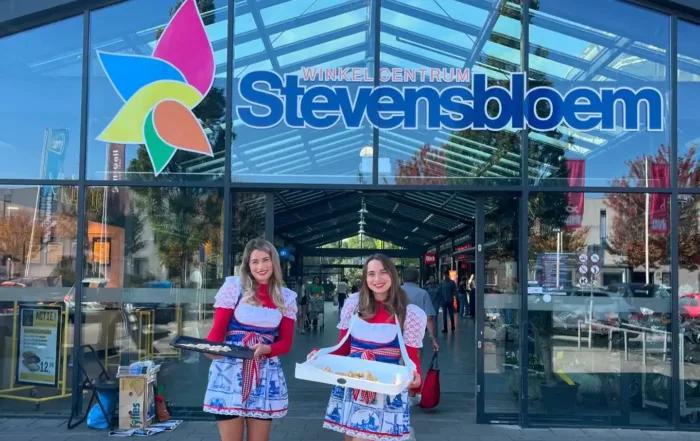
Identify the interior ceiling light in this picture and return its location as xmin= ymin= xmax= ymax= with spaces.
xmin=358 ymin=197 xmax=369 ymax=214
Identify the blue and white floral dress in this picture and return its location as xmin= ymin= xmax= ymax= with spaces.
xmin=203 ymin=276 xmax=298 ymax=419
xmin=323 ymin=294 xmax=427 ymax=441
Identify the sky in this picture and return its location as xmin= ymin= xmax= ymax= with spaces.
xmin=0 ymin=0 xmax=699 ymax=184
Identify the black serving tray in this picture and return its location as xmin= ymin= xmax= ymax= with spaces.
xmin=170 ymin=335 xmax=254 ymax=360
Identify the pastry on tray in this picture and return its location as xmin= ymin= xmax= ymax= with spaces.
xmin=179 ymin=342 xmax=232 ymax=353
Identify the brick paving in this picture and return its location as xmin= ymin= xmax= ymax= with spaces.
xmin=4 ymin=416 xmax=700 ymax=441
xmin=5 ymin=306 xmax=700 ymax=439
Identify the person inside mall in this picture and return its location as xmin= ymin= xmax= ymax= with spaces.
xmin=203 ymin=238 xmax=298 ymax=441
xmin=308 ymin=254 xmax=427 ymax=441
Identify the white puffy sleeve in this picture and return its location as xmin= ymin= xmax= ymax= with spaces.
xmin=338 ymin=294 xmax=359 ymax=330
xmin=403 ymin=305 xmax=428 ymax=348
xmin=281 ymin=288 xmax=298 ymax=320
xmin=213 ymin=276 xmax=241 ymax=309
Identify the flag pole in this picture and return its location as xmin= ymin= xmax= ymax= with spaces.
xmin=645 ymin=155 xmax=650 ymax=284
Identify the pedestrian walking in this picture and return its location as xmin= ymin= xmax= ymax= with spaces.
xmin=439 ymin=270 xmax=457 ymax=332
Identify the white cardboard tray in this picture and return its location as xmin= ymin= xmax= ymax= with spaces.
xmin=294 ymin=313 xmax=415 ymax=395
xmin=295 ymin=354 xmax=412 ymax=395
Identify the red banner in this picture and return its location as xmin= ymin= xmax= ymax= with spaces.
xmin=650 ymin=162 xmax=670 ymax=234
xmin=565 ymin=159 xmax=586 ymax=229
xmin=424 ymin=253 xmax=437 ymax=265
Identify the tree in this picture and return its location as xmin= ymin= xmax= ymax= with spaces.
xmin=528 ymin=221 xmax=590 ymax=259
xmin=0 ymin=211 xmax=40 ymax=263
xmin=605 ymin=144 xmax=700 ymax=272
xmin=232 ymin=193 xmax=266 ymax=267
xmin=392 ymin=144 xmax=447 ymax=185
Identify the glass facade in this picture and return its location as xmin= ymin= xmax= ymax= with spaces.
xmin=1 ymin=0 xmax=700 ymax=431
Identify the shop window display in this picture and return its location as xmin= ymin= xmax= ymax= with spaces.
xmin=81 ymin=186 xmax=224 ymax=410
xmin=378 ymin=0 xmax=523 ymax=186
xmin=0 ymin=17 xmax=82 ymax=180
xmin=231 ymin=0 xmax=375 ymax=184
xmin=0 ymin=186 xmax=78 ymax=415
xmin=678 ymin=20 xmax=700 ymax=188
xmin=527 ymin=191 xmax=672 ymax=426
xmin=528 ymin=0 xmax=670 ymax=188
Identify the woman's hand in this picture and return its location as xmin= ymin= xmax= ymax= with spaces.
xmin=251 ymin=343 xmax=272 ymax=359
xmin=205 ymin=353 xmax=223 ymax=360
xmin=306 ymin=349 xmax=319 ymax=360
xmin=408 ymin=371 xmax=422 ymax=390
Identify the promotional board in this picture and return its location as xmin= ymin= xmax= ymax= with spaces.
xmin=16 ymin=305 xmax=61 ymax=387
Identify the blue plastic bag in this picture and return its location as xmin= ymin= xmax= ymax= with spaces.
xmin=87 ymin=389 xmax=118 ymax=430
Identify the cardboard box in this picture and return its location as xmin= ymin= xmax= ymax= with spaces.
xmin=118 ymin=374 xmax=156 ymax=430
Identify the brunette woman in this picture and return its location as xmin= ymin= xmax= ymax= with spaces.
xmin=204 ymin=238 xmax=297 ymax=441
xmin=308 ymin=254 xmax=426 ymax=441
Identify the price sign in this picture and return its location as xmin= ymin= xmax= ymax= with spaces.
xmin=16 ymin=305 xmax=61 ymax=387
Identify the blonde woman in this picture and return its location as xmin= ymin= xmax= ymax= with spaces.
xmin=204 ymin=238 xmax=297 ymax=441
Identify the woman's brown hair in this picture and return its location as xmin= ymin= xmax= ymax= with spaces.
xmin=357 ymin=253 xmax=409 ymax=327
xmin=239 ymin=238 xmax=286 ymax=313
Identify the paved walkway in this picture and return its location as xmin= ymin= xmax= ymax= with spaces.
xmin=5 ymin=304 xmax=700 ymax=439
xmin=4 ymin=416 xmax=700 ymax=441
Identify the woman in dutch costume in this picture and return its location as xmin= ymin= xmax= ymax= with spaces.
xmin=309 ymin=253 xmax=427 ymax=441
xmin=204 ymin=238 xmax=297 ymax=441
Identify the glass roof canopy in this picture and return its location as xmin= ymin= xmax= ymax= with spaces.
xmin=225 ymin=0 xmax=700 ymax=182
xmin=272 ymin=189 xmax=476 ymax=250
xmin=20 ymin=0 xmax=700 ymax=181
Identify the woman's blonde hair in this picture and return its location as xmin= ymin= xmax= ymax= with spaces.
xmin=239 ymin=238 xmax=286 ymax=312
xmin=357 ymin=253 xmax=409 ymax=327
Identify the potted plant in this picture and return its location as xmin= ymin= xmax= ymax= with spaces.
xmin=573 ymin=373 xmax=605 ymax=406
xmin=530 ymin=309 xmax=579 ymax=413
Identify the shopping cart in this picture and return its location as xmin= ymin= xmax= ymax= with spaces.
xmin=307 ymin=295 xmax=325 ymax=330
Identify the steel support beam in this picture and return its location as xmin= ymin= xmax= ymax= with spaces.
xmin=465 ymin=0 xmax=504 ymax=69
xmin=385 ymin=195 xmax=469 ymax=224
xmin=300 ymin=247 xmax=422 ymax=258
xmin=277 ymin=205 xmax=360 ymax=234
xmin=247 ymin=0 xmax=319 ymax=169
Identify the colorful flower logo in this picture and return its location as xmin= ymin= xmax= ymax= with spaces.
xmin=96 ymin=0 xmax=215 ymax=176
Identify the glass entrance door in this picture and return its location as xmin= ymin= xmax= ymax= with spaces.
xmin=476 ymin=195 xmax=521 ymax=423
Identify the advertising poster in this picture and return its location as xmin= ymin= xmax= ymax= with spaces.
xmin=565 ymin=159 xmax=586 ymax=229
xmin=16 ymin=305 xmax=61 ymax=387
xmin=537 ymin=253 xmax=569 ymax=289
xmin=650 ymin=162 xmax=670 ymax=235
xmin=93 ymin=238 xmax=112 ymax=265
xmin=46 ymin=242 xmax=64 ymax=265
xmin=39 ymin=129 xmax=68 ymax=244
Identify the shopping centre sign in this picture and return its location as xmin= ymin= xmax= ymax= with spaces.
xmin=236 ymin=68 xmax=665 ymax=132
xmin=95 ymin=0 xmax=215 ymax=176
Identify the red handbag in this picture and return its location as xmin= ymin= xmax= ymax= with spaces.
xmin=418 ymin=353 xmax=440 ymax=409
